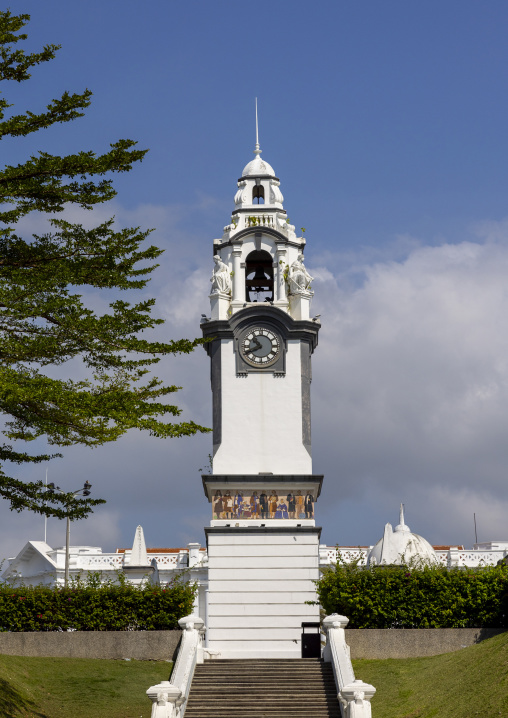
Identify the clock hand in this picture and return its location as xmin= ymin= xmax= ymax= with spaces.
xmin=250 ymin=337 xmax=262 ymax=351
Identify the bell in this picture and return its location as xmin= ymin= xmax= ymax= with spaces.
xmin=253 ymin=265 xmax=266 ymax=282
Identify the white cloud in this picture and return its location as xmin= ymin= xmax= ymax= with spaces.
xmin=311 ymin=220 xmax=508 ymax=544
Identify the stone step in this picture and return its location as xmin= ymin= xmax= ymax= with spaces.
xmin=186 ymin=711 xmax=338 ymax=715
xmin=186 ymin=714 xmax=338 ymax=717
xmin=187 ymin=704 xmax=337 ymax=709
xmin=186 ymin=716 xmax=338 ymax=717
xmin=186 ymin=659 xmax=340 ymax=718
xmin=186 ymin=713 xmax=337 ymax=716
xmin=193 ymin=675 xmax=333 ymax=680
xmin=191 ymin=687 xmax=335 ymax=693
xmin=192 ymin=681 xmax=336 ymax=693
xmin=188 ymin=697 xmax=337 ymax=702
xmin=195 ymin=666 xmax=333 ymax=676
xmin=208 ymin=658 xmax=326 ymax=666
xmin=199 ymin=663 xmax=330 ymax=668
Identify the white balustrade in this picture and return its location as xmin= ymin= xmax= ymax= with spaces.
xmin=151 ymin=554 xmax=179 ymax=567
xmin=244 ymin=214 xmax=275 ymax=228
xmin=146 ymin=613 xmax=206 ymax=718
xmin=321 ymin=548 xmax=369 ymax=565
xmin=447 ymin=549 xmax=504 ymax=567
xmin=323 ymin=614 xmax=376 ymax=718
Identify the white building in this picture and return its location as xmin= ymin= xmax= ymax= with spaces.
xmin=3 ymin=526 xmax=507 ymax=597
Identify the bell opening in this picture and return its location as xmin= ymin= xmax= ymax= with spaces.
xmin=245 ymin=250 xmax=274 ymax=302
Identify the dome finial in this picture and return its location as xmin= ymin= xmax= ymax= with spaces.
xmin=254 ymin=98 xmax=261 ymax=156
xmin=395 ymin=502 xmax=410 ymax=533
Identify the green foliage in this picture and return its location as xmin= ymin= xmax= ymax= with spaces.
xmin=314 ymin=558 xmax=508 ymax=628
xmin=0 ymin=575 xmax=196 ymax=631
xmin=0 ymin=11 xmax=210 ymax=519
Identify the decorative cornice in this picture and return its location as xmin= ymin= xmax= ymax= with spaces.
xmin=231 ymin=207 xmax=286 ymax=215
xmin=237 ymin=174 xmax=280 ymax=183
xmin=201 ymin=306 xmax=320 ymax=355
xmin=204 ymin=525 xmax=322 ymax=547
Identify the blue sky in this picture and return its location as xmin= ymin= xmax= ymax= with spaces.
xmin=2 ymin=1 xmax=508 ymax=560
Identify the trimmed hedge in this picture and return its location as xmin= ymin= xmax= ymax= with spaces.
xmin=0 ymin=576 xmax=196 ymax=632
xmin=314 ymin=560 xmax=508 ymax=628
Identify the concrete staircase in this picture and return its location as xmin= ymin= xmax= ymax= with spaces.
xmin=185 ymin=658 xmax=340 ymax=718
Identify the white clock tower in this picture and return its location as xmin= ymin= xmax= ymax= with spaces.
xmin=201 ymin=116 xmax=323 ymax=659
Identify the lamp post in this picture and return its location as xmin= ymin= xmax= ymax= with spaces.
xmin=46 ymin=481 xmax=92 ymax=588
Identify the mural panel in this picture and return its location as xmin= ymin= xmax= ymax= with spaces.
xmin=212 ymin=489 xmax=314 ymax=519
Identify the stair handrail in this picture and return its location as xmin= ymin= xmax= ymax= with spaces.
xmin=146 ymin=613 xmax=205 ymax=718
xmin=322 ymin=614 xmax=376 ymax=718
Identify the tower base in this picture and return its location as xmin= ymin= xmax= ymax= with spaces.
xmin=205 ymin=526 xmax=321 ymax=659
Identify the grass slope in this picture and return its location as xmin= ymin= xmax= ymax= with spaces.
xmin=0 ymin=654 xmax=172 ymax=718
xmin=352 ymin=630 xmax=508 ymax=718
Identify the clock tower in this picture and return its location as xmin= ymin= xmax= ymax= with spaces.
xmin=201 ymin=120 xmax=323 ymax=659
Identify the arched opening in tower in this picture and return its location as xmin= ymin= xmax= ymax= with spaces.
xmin=252 ymin=185 xmax=265 ymax=204
xmin=245 ymin=250 xmax=274 ymax=303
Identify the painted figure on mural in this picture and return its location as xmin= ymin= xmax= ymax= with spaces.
xmin=287 ymin=492 xmax=296 ymax=519
xmin=235 ymin=491 xmax=244 ymax=518
xmin=275 ymin=499 xmax=289 ymax=519
xmin=260 ymin=491 xmax=268 ymax=519
xmin=223 ymin=491 xmax=233 ymax=519
xmin=269 ymin=491 xmax=278 ymax=519
xmin=213 ymin=490 xmax=223 ymax=519
xmin=305 ymin=491 xmax=314 ymax=519
xmin=241 ymin=493 xmax=252 ymax=518
xmin=250 ymin=491 xmax=260 ymax=518
xmin=296 ymin=490 xmax=305 ymax=518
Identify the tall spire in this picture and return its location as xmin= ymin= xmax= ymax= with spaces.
xmin=254 ymin=97 xmax=261 ymax=156
xmin=395 ymin=503 xmax=410 ymax=532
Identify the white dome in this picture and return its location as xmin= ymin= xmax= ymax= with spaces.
xmin=241 ymin=154 xmax=276 ymax=178
xmin=367 ymin=505 xmax=438 ymax=567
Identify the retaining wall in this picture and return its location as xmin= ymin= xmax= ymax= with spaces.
xmin=0 ymin=630 xmax=181 ymax=661
xmin=0 ymin=628 xmax=504 ymax=660
xmin=345 ymin=627 xmax=505 ymax=659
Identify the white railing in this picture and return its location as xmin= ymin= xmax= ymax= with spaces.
xmin=323 ymin=614 xmax=376 ymax=718
xmin=321 ymin=547 xmax=508 ymax=569
xmin=447 ymin=549 xmax=506 ymax=567
xmin=321 ymin=548 xmax=369 ymax=565
xmin=149 ymin=554 xmax=180 ymax=567
xmin=434 ymin=551 xmax=449 ymax=566
xmin=146 ymin=613 xmax=205 ymax=718
xmin=244 ymin=214 xmax=275 ymax=228
xmin=80 ymin=555 xmax=124 ymax=568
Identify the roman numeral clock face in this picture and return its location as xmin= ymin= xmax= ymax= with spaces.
xmin=241 ymin=327 xmax=281 ymax=367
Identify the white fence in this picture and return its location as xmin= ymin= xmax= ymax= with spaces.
xmin=320 ymin=546 xmax=507 ymax=569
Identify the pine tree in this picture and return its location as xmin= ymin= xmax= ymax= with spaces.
xmin=0 ymin=11 xmax=208 ymax=519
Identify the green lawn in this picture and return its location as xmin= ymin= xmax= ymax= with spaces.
xmin=0 ymin=654 xmax=172 ymax=718
xmin=1 ymin=631 xmax=507 ymax=717
xmin=352 ymin=630 xmax=508 ymax=718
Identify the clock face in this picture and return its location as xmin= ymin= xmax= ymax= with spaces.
xmin=241 ymin=327 xmax=281 ymax=367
